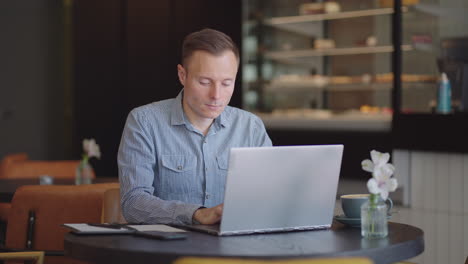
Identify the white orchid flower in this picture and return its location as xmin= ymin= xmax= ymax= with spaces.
xmin=366 ymin=165 xmax=398 ymax=200
xmin=83 ymin=138 xmax=101 ymax=159
xmin=362 ymin=150 xmax=398 ymax=200
xmin=361 ymin=150 xmax=391 ymax=173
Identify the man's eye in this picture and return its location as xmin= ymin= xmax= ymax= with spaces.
xmin=222 ymin=81 xmax=232 ymax=86
xmin=200 ymin=81 xmax=210 ymax=85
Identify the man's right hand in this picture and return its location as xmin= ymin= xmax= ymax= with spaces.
xmin=192 ymin=203 xmax=223 ymax=225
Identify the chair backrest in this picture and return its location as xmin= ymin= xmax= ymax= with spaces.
xmin=5 ymin=183 xmax=119 ymax=251
xmin=101 ymin=188 xmax=126 ymax=224
xmin=173 ymin=257 xmax=374 ymax=264
xmin=1 ymin=153 xmax=29 ymax=164
xmin=0 ymin=153 xmax=29 ymax=177
xmin=0 ymin=160 xmax=94 ymax=179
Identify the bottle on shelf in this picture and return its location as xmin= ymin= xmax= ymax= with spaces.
xmin=436 ymin=72 xmax=452 ymax=114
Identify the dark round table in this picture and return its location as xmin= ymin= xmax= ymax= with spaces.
xmin=64 ymin=222 xmax=424 ymax=264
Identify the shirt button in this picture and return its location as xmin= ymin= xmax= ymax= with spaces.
xmin=205 ymin=167 xmax=208 ymax=171
xmin=205 ymin=194 xmax=210 ymax=199
xmin=204 ymin=140 xmax=207 ymax=144
xmin=177 ymin=165 xmax=183 ymax=170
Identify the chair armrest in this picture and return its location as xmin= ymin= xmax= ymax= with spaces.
xmin=0 ymin=251 xmax=44 ymax=264
xmin=0 ymin=247 xmax=63 ymax=256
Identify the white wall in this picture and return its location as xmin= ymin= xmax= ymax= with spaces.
xmin=392 ymin=150 xmax=468 ymax=264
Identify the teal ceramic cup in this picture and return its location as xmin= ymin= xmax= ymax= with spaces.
xmin=341 ymin=194 xmax=393 ymax=219
xmin=340 ymin=194 xmax=370 ymax=219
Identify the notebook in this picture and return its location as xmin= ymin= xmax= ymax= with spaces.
xmin=185 ymin=144 xmax=343 ymax=236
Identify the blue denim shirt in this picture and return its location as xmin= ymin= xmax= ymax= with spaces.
xmin=118 ymin=90 xmax=272 ymax=224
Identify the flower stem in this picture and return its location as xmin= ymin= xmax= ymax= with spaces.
xmin=82 ymin=154 xmax=89 ymax=165
xmin=369 ymin=193 xmax=379 ymax=207
xmin=368 ymin=193 xmax=379 ymax=234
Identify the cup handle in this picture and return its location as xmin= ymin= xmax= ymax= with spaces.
xmin=386 ymin=197 xmax=393 ymax=215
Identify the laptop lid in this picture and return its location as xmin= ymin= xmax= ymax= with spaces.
xmin=218 ymin=144 xmax=343 ymax=236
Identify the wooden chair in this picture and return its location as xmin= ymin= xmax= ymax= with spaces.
xmin=5 ymin=183 xmax=119 ymax=264
xmin=0 ymin=153 xmax=94 ymax=224
xmin=174 ymin=257 xmax=374 ymax=264
xmin=0 ymin=251 xmax=44 ymax=264
xmin=101 ymin=187 xmax=126 ymax=224
xmin=0 ymin=159 xmax=83 ymax=179
xmin=0 ymin=153 xmax=30 ymax=223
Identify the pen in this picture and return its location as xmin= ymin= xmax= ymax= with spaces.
xmin=87 ymin=223 xmax=124 ymax=229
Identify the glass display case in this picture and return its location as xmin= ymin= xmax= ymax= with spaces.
xmin=242 ymin=0 xmax=402 ymax=131
xmin=400 ymin=0 xmax=468 ymax=114
xmin=392 ymin=0 xmax=468 ymax=153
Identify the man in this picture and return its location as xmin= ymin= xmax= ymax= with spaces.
xmin=118 ymin=28 xmax=272 ymax=225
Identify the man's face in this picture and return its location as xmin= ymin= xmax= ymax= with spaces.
xmin=177 ymin=50 xmax=238 ymax=125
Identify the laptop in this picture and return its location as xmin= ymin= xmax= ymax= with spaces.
xmin=185 ymin=144 xmax=343 ymax=236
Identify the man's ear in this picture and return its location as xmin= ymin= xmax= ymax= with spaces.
xmin=177 ymin=64 xmax=186 ymax=86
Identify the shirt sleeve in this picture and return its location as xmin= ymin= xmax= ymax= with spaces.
xmin=118 ymin=109 xmax=201 ymax=225
xmin=252 ymin=115 xmax=273 ymax=147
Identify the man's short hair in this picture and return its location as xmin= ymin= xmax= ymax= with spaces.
xmin=181 ymin=28 xmax=240 ymax=67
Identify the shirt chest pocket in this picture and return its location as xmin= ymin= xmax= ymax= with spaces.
xmin=159 ymin=155 xmax=197 ymax=195
xmin=216 ymin=156 xmax=228 ymax=170
xmin=161 ymin=155 xmax=196 ymax=173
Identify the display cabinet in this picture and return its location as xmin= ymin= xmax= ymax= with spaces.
xmin=242 ymin=0 xmax=407 ymax=132
xmin=242 ymin=0 xmax=468 ymax=153
xmin=393 ymin=0 xmax=468 ymax=153
xmin=399 ymin=0 xmax=468 ymax=114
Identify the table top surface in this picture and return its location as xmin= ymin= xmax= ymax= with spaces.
xmin=0 ymin=177 xmax=118 ymax=202
xmin=65 ymin=222 xmax=424 ymax=264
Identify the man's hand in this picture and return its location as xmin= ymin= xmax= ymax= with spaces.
xmin=192 ymin=203 xmax=223 ymax=225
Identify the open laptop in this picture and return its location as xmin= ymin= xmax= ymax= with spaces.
xmin=185 ymin=144 xmax=343 ymax=236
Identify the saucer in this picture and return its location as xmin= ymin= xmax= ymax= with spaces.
xmin=334 ymin=214 xmax=392 ymax=228
xmin=334 ymin=215 xmax=361 ymax=228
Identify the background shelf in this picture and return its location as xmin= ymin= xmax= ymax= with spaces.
xmin=264 ymin=45 xmax=413 ymax=65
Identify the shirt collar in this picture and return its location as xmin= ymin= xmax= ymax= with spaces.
xmin=170 ymin=90 xmax=186 ymax=126
xmin=170 ymin=89 xmax=232 ymax=129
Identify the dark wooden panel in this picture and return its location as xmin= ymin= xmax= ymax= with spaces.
xmin=72 ymin=0 xmax=126 ymax=177
xmin=126 ymin=0 xmax=175 ymax=110
xmin=392 ymin=113 xmax=468 ymax=153
xmin=268 ymin=129 xmax=393 ymax=180
xmin=72 ymin=0 xmax=243 ymax=177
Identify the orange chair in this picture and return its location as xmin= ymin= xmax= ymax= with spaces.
xmin=0 ymin=153 xmax=29 ymax=227
xmin=101 ymin=188 xmax=126 ymax=224
xmin=0 ymin=152 xmax=29 ymax=178
xmin=0 ymin=153 xmax=95 ymax=224
xmin=1 ymin=160 xmax=84 ymax=179
xmin=5 ymin=183 xmax=119 ymax=264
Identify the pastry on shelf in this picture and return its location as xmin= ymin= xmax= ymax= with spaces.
xmin=375 ymin=73 xmax=438 ymax=83
xmin=324 ymin=2 xmax=341 ymax=13
xmin=314 ymin=39 xmax=336 ymax=49
xmin=270 ymin=74 xmax=330 ymax=88
xmin=299 ymin=2 xmax=324 ymax=15
xmin=379 ymin=0 xmax=420 ymax=8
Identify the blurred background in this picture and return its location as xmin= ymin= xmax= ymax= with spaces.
xmin=0 ymin=0 xmax=242 ymax=177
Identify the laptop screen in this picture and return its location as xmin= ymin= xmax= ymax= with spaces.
xmin=219 ymin=145 xmax=343 ymax=235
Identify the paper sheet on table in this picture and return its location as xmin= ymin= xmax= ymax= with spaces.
xmin=63 ymin=223 xmax=133 ymax=234
xmin=127 ymin=224 xmax=187 ymax=232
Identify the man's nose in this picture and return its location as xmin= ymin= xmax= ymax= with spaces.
xmin=209 ymin=84 xmax=221 ymax=99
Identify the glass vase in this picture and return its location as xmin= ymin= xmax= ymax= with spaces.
xmin=75 ymin=160 xmax=93 ymax=185
xmin=361 ymin=194 xmax=388 ymax=239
